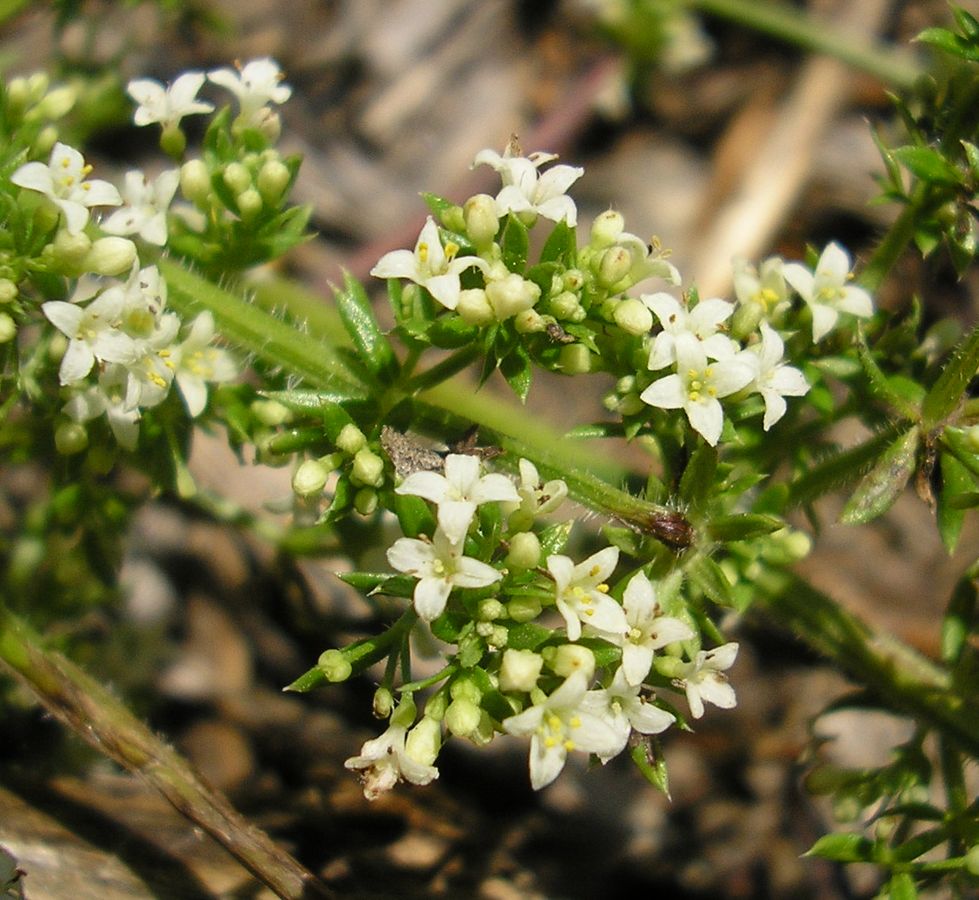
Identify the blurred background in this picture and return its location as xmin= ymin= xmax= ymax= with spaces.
xmin=1 ymin=1 xmax=977 ymax=897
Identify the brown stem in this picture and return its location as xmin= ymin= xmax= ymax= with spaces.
xmin=0 ymin=603 xmax=333 ymax=899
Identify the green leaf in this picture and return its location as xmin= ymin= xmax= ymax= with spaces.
xmin=805 ymin=832 xmax=875 ymax=863
xmin=915 ymin=27 xmax=977 ymax=61
xmin=421 ymin=192 xmax=455 ymax=219
xmin=938 ymin=452 xmax=974 ymax=553
xmin=539 ymin=220 xmax=577 ymax=266
xmin=538 ymin=520 xmax=573 ymax=556
xmin=506 ymin=622 xmax=552 ymax=651
xmin=922 ymin=319 xmax=979 ymax=426
xmin=260 ymin=388 xmax=369 ymax=413
xmin=856 ymin=329 xmax=920 ymax=418
xmin=500 ymin=214 xmax=529 ymax=271
xmin=500 ymin=344 xmax=533 ymax=402
xmin=687 ymin=554 xmax=734 ymax=608
xmin=892 ymin=145 xmax=963 ymax=185
xmin=941 ymin=427 xmax=979 ymax=479
xmin=467 ymin=666 xmax=515 ymax=722
xmin=678 ymin=443 xmax=717 ymax=516
xmin=629 ymin=738 xmax=670 ymax=797
xmin=941 ymin=569 xmax=977 ymax=666
xmin=788 ymin=426 xmax=897 ymax=507
xmin=952 ymin=5 xmax=979 ymax=38
xmin=884 ymin=872 xmax=918 ymax=900
xmin=392 ymin=493 xmax=437 ymax=538
xmin=428 ymin=315 xmax=479 ymax=349
xmin=334 ymin=271 xmax=399 ymax=384
xmin=840 ymin=428 xmax=919 ymax=525
xmin=707 ymin=513 xmax=783 ymax=543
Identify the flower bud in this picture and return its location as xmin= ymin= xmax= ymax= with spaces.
xmin=505 ymin=531 xmax=541 ymax=569
xmin=318 ymin=648 xmax=352 ymax=682
xmin=373 ymin=686 xmax=395 ymax=719
xmin=549 ymin=644 xmax=595 ymax=680
xmin=253 ymin=107 xmax=282 ymax=143
xmin=456 ymin=288 xmax=494 ymax=326
xmin=965 ymin=425 xmax=979 ymax=453
xmin=55 ymin=421 xmax=88 ymax=455
xmin=966 ymin=844 xmax=979 ymax=876
xmin=486 ymin=273 xmax=540 ymax=320
xmin=0 ymin=279 xmax=17 ymax=304
xmin=549 ymin=291 xmax=581 ymax=320
xmin=507 ymin=595 xmax=542 ymax=623
xmin=590 ymin=209 xmax=625 ymax=248
xmin=558 ymin=343 xmax=592 ymax=374
xmin=222 ymin=162 xmax=252 ymax=195
xmin=180 ymin=159 xmax=211 ymax=206
xmin=613 ymin=297 xmax=654 ymax=335
xmin=293 ymin=459 xmax=329 ymax=496
xmin=256 ymin=159 xmax=291 ymax=205
xmin=499 ymin=648 xmax=544 ymax=692
xmin=0 ymin=312 xmax=16 ymax=344
xmin=449 ymin=675 xmax=482 ymax=702
xmin=335 ymin=423 xmax=367 ymax=455
xmin=250 ymin=398 xmax=292 ymax=427
xmin=653 ymin=655 xmax=685 ymax=678
xmin=32 ymin=125 xmax=58 ymax=159
xmin=597 ymin=246 xmax=633 ymax=288
xmin=351 ymin=447 xmax=385 ymax=487
xmin=51 ymin=228 xmax=92 ymax=270
xmin=160 ymin=124 xmax=187 ymax=159
xmin=444 ymin=697 xmax=482 ymax=737
xmin=730 ymin=301 xmax=764 ymax=342
xmin=6 ymin=77 xmax=31 ymax=113
xmin=477 ymin=598 xmax=505 ymax=621
xmin=83 ymin=237 xmax=138 ymax=276
xmin=354 ymin=487 xmax=378 ymax=516
xmin=36 ymin=85 xmax=77 ymax=121
xmin=236 ymin=188 xmax=263 ymax=223
xmin=513 ymin=309 xmax=546 ymax=334
xmin=563 ymin=269 xmax=585 ymax=292
xmin=405 ymin=716 xmax=441 ymax=766
xmin=463 ymin=193 xmax=499 ymax=246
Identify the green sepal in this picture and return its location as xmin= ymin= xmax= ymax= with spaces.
xmin=687 ymin=554 xmax=734 ymax=607
xmin=840 ymin=428 xmax=919 ymax=525
xmin=804 ymin=833 xmax=875 ymax=863
xmin=678 ymin=442 xmax=717 ymax=516
xmin=539 ymin=220 xmax=577 ymax=267
xmin=392 ymin=492 xmax=436 ymax=538
xmin=334 ymin=271 xmax=399 ymax=384
xmin=922 ymin=319 xmax=979 ymax=427
xmin=629 ymin=738 xmax=670 ymax=797
xmin=500 ymin=214 xmax=529 ymax=272
xmin=707 ymin=513 xmax=783 ymax=543
xmin=938 ymin=451 xmax=974 ymax=553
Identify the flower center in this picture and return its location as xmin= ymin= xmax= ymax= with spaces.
xmin=685 ymin=367 xmax=717 ymax=402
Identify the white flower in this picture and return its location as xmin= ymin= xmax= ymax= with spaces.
xmin=595 ymin=572 xmax=694 ymax=686
xmin=101 ymin=169 xmax=180 ymax=246
xmin=742 ymin=323 xmax=809 ymax=430
xmin=580 ymin=667 xmax=676 ymax=762
xmin=126 ymin=72 xmax=213 ymax=129
xmin=171 ymin=311 xmax=238 ymax=417
xmin=639 ymin=332 xmax=754 ymax=446
xmin=503 ymin=458 xmax=568 ymax=520
xmin=42 ymin=290 xmax=134 ymax=384
xmin=344 ymin=720 xmax=439 ymax=801
xmin=733 ymin=256 xmax=790 ymax=318
xmin=547 ymin=546 xmax=626 ymax=642
xmin=208 ymin=58 xmax=292 ymax=120
xmin=370 ymin=216 xmax=489 ymax=311
xmin=782 ymin=242 xmax=873 ymax=342
xmin=122 ymin=314 xmax=181 ymax=410
xmin=11 ymin=142 xmax=121 ymax=233
xmin=502 ymin=671 xmax=622 ymax=790
xmin=395 ymin=452 xmax=519 ymax=544
xmin=676 ymin=642 xmax=739 ymax=719
xmin=473 ymin=147 xmax=583 ymax=226
xmin=643 ymin=292 xmax=737 ymax=370
xmin=64 ymin=364 xmax=141 ymax=450
xmin=387 ymin=528 xmax=502 ymax=621
xmin=608 ymin=233 xmax=681 ymax=290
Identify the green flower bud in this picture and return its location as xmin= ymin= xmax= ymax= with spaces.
xmin=160 ymin=123 xmax=187 ymax=159
xmin=653 ymin=655 xmax=685 ymax=678
xmin=507 ymin=595 xmax=542 ymax=623
xmin=558 ymin=343 xmax=592 ymax=374
xmin=0 ymin=279 xmax=17 ymax=304
xmin=424 ymin=690 xmax=448 ymax=721
xmin=373 ymin=686 xmax=395 ymax=719
xmin=35 ymin=85 xmax=76 ymax=120
xmin=965 ymin=425 xmax=979 ymax=453
xmin=499 ymin=648 xmax=544 ymax=692
xmin=486 ymin=273 xmax=540 ymax=320
xmin=351 ymin=447 xmax=385 ymax=487
xmin=0 ymin=312 xmax=15 ymax=344
xmin=506 ymin=531 xmax=541 ymax=569
xmin=6 ymin=76 xmax=31 ymax=113
xmin=253 ymin=107 xmax=282 ymax=144
xmin=83 ymin=237 xmax=137 ymax=277
xmin=444 ymin=697 xmax=482 ymax=737
xmin=590 ymin=209 xmax=625 ymax=248
xmin=597 ymin=246 xmax=633 ymax=288
xmin=457 ymin=288 xmax=495 ymax=326
xmin=549 ymin=644 xmax=595 ymax=680
xmin=966 ymin=844 xmax=979 ymax=876
xmin=236 ymin=188 xmax=263 ymax=223
xmin=223 ymin=162 xmax=252 ymax=195
xmin=256 ymin=159 xmax=291 ymax=205
xmin=55 ymin=421 xmax=88 ymax=455
xmin=563 ymin=269 xmax=585 ymax=292
xmin=405 ymin=716 xmax=441 ymax=766
xmin=463 ymin=193 xmax=499 ymax=246
xmin=550 ymin=291 xmax=581 ymax=320
xmin=180 ymin=159 xmax=211 ymax=206
xmin=477 ymin=598 xmax=505 ymax=621
xmin=292 ymin=459 xmax=329 ymax=496
xmin=353 ymin=487 xmax=378 ymax=516
xmin=617 ymin=393 xmax=645 ymax=416
xmin=250 ymin=398 xmax=293 ymax=427
xmin=335 ymin=423 xmax=367 ymax=455
xmin=318 ymin=648 xmax=352 ymax=682
xmin=730 ymin=301 xmax=764 ymax=342
xmin=449 ymin=677 xmax=482 ymax=703
xmin=33 ymin=125 xmax=58 ymax=158
xmin=613 ymin=297 xmax=654 ymax=335
xmin=51 ymin=228 xmax=92 ymax=270
xmin=513 ymin=309 xmax=546 ymax=334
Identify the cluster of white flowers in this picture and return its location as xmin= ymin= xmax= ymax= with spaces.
xmin=344 ymin=452 xmax=740 ymax=797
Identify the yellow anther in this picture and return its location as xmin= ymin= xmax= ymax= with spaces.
xmin=588 ymin=565 xmax=601 ymax=577
xmin=444 ymin=241 xmax=459 ymax=260
xmin=596 ymin=583 xmax=609 ymax=593
xmin=563 ymin=739 xmax=576 ymax=751
xmin=545 ymin=737 xmax=557 ymax=748
xmin=688 ymin=390 xmax=700 ymax=402
xmin=570 ymin=716 xmax=581 ymax=728
xmin=547 ymin=715 xmax=561 ymax=730
xmin=585 ymin=608 xmax=594 ymax=616
xmin=418 ymin=243 xmax=429 ymax=264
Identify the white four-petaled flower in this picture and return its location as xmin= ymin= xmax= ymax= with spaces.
xmin=639 ymin=332 xmax=754 ymax=446
xmin=101 ymin=169 xmax=180 ymax=246
xmin=643 ymin=292 xmax=737 ymax=370
xmin=126 ymin=72 xmax=213 ymax=129
xmin=473 ymin=147 xmax=583 ymax=226
xmin=370 ymin=216 xmax=488 ymax=311
xmin=208 ymin=58 xmax=292 ymax=120
xmin=387 ymin=528 xmax=501 ymax=621
xmin=172 ymin=311 xmax=238 ymax=417
xmin=11 ymin=142 xmax=121 ymax=234
xmin=676 ymin=642 xmax=739 ymax=719
xmin=344 ymin=720 xmax=439 ymax=801
xmin=42 ymin=290 xmax=134 ymax=384
xmin=502 ymin=671 xmax=622 ymax=790
xmin=782 ymin=242 xmax=873 ymax=342
xmin=742 ymin=323 xmax=809 ymax=430
xmin=547 ymin=546 xmax=626 ymax=642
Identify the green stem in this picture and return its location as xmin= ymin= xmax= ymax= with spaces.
xmin=0 ymin=601 xmax=333 ymax=899
xmin=691 ymin=0 xmax=923 ymax=91
xmin=861 ymin=185 xmax=938 ymax=293
xmin=403 ymin=345 xmax=483 ymax=394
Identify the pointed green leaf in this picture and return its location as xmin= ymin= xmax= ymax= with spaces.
xmin=941 ymin=568 xmax=977 ymax=666
xmin=805 ymin=832 xmax=874 ymax=862
xmin=539 ymin=220 xmax=577 ymax=266
xmin=915 ymin=27 xmax=975 ymax=60
xmin=500 ymin=345 xmax=533 ymax=402
xmin=421 ymin=192 xmax=455 ymax=219
xmin=941 ymin=426 xmax=979 ymax=478
xmin=922 ymin=319 xmax=979 ymax=426
xmin=679 ymin=443 xmax=717 ymax=516
xmin=629 ymin=738 xmax=670 ymax=797
xmin=938 ymin=452 xmax=974 ymax=553
xmin=335 ymin=271 xmax=399 ymax=384
xmin=687 ymin=554 xmax=734 ymax=607
xmin=892 ymin=146 xmax=963 ymax=185
xmin=856 ymin=329 xmax=920 ymax=418
xmin=392 ymin=492 xmax=437 ymax=538
xmin=707 ymin=513 xmax=783 ymax=543
xmin=500 ymin=214 xmax=529 ymax=272
xmin=884 ymin=873 xmax=918 ymax=900
xmin=428 ymin=315 xmax=479 ymax=348
xmin=840 ymin=428 xmax=919 ymax=525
